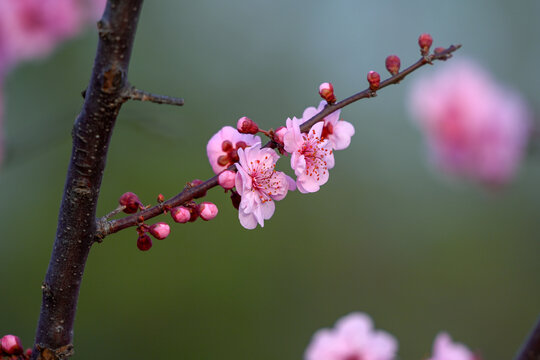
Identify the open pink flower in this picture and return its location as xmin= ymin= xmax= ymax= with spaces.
xmin=235 ymin=143 xmax=294 ymax=229
xmin=0 ymin=0 xmax=83 ymax=64
xmin=207 ymin=126 xmax=261 ymax=174
xmin=428 ymin=333 xmax=475 ymax=360
xmin=408 ymin=59 xmax=531 ymax=187
xmin=305 ymin=312 xmax=398 ymax=360
xmin=283 ymin=117 xmax=334 ymax=193
xmin=301 ymin=100 xmax=355 ymax=150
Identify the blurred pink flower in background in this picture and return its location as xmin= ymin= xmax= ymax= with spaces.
xmin=428 ymin=333 xmax=476 ymax=360
xmin=304 ymin=312 xmax=398 ymax=360
xmin=0 ymin=0 xmax=83 ymax=65
xmin=408 ymin=59 xmax=532 ymax=187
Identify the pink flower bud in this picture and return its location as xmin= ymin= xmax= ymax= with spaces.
xmin=236 ymin=116 xmax=259 ymax=134
xmin=149 ymin=222 xmax=170 ymax=240
xmin=218 ymin=170 xmax=236 ymax=190
xmin=319 ymin=82 xmax=336 ymax=104
xmin=198 ymin=202 xmax=218 ymax=221
xmin=137 ymin=234 xmax=153 ymax=251
xmin=171 ymin=206 xmax=191 ymax=223
xmin=274 ymin=126 xmax=287 ymax=145
xmin=25 ymin=348 xmax=33 ymax=357
xmin=385 ymin=55 xmax=401 ymax=75
xmin=1 ymin=335 xmax=23 ymax=355
xmin=119 ymin=192 xmax=142 ymax=214
xmin=367 ymin=71 xmax=381 ymax=91
xmin=157 ymin=193 xmax=165 ymax=203
xmin=418 ymin=33 xmax=433 ymax=55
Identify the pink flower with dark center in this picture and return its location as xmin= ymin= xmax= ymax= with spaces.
xmin=0 ymin=0 xmax=83 ymax=64
xmin=283 ymin=117 xmax=335 ymax=193
xmin=408 ymin=59 xmax=531 ymax=187
xmin=304 ymin=312 xmax=398 ymax=360
xmin=207 ymin=126 xmax=261 ymax=174
xmin=428 ymin=333 xmax=475 ymax=360
xmin=301 ymin=101 xmax=355 ymax=151
xmin=235 ymin=143 xmax=294 ymax=229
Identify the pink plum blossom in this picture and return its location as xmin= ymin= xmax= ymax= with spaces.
xmin=207 ymin=126 xmax=261 ymax=174
xmin=0 ymin=0 xmax=83 ymax=65
xmin=301 ymin=100 xmax=355 ymax=151
xmin=235 ymin=142 xmax=295 ymax=229
xmin=304 ymin=312 xmax=398 ymax=360
xmin=283 ymin=117 xmax=335 ymax=193
xmin=428 ymin=333 xmax=475 ymax=360
xmin=408 ymin=59 xmax=531 ymax=187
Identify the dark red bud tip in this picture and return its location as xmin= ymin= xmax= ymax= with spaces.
xmin=137 ymin=234 xmax=153 ymax=251
xmin=149 ymin=222 xmax=170 ymax=240
xmin=367 ymin=71 xmax=381 ymax=91
xmin=188 ymin=206 xmax=199 ymax=222
xmin=434 ymin=47 xmax=446 ymax=55
xmin=418 ymin=33 xmax=433 ymax=55
xmin=319 ymin=82 xmax=336 ymax=104
xmin=119 ymin=192 xmax=142 ymax=214
xmin=221 ymin=140 xmax=233 ymax=152
xmin=230 ymin=190 xmax=241 ymax=210
xmin=157 ymin=193 xmax=165 ymax=203
xmin=385 ymin=55 xmax=401 ymax=76
xmin=236 ymin=116 xmax=259 ymax=134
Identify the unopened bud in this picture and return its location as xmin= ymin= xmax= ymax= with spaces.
xmin=188 ymin=205 xmax=199 ymax=222
xmin=149 ymin=222 xmax=170 ymax=240
xmin=218 ymin=170 xmax=236 ymax=190
xmin=236 ymin=116 xmax=259 ymax=134
xmin=1 ymin=335 xmax=23 ymax=355
xmin=319 ymin=82 xmax=336 ymax=104
xmin=157 ymin=193 xmax=165 ymax=203
xmin=198 ymin=202 xmax=219 ymax=221
xmin=137 ymin=234 xmax=153 ymax=251
xmin=274 ymin=126 xmax=287 ymax=144
xmin=434 ymin=47 xmax=445 ymax=55
xmin=119 ymin=192 xmax=142 ymax=214
xmin=25 ymin=348 xmax=33 ymax=357
xmin=385 ymin=55 xmax=401 ymax=75
xmin=171 ymin=206 xmax=191 ymax=223
xmin=418 ymin=33 xmax=433 ymax=56
xmin=367 ymin=71 xmax=380 ymax=91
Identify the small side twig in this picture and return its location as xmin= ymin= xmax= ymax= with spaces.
xmin=123 ymin=86 xmax=184 ymax=106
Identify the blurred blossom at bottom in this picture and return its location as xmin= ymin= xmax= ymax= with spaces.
xmin=428 ymin=333 xmax=475 ymax=360
xmin=407 ymin=59 xmax=532 ymax=187
xmin=304 ymin=312 xmax=398 ymax=360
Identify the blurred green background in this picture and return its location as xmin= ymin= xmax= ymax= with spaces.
xmin=1 ymin=0 xmax=539 ymax=359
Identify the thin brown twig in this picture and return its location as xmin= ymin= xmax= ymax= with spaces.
xmin=124 ymin=86 xmax=184 ymax=106
xmin=96 ymin=43 xmax=461 ymax=238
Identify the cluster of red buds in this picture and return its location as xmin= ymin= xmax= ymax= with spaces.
xmin=118 ymin=190 xmax=218 ymax=251
xmin=0 ymin=335 xmax=31 ymax=359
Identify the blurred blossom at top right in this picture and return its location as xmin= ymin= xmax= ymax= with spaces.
xmin=407 ymin=59 xmax=532 ymax=188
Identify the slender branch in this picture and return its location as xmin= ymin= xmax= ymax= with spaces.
xmin=32 ymin=1 xmax=143 ymax=359
xmin=96 ymin=44 xmax=461 ymax=238
xmin=515 ymin=316 xmax=540 ymax=360
xmin=123 ymin=86 xmax=184 ymax=106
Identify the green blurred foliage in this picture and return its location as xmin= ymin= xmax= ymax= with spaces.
xmin=1 ymin=0 xmax=539 ymax=359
